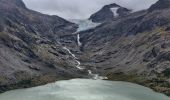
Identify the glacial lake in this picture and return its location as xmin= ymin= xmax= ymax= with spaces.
xmin=0 ymin=79 xmax=169 ymax=100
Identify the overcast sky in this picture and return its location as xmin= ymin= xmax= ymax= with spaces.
xmin=23 ymin=0 xmax=158 ymax=19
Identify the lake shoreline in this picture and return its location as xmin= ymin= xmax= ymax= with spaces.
xmin=0 ymin=79 xmax=169 ymax=100
xmin=0 ymin=73 xmax=169 ymax=97
xmin=106 ymin=73 xmax=170 ymax=96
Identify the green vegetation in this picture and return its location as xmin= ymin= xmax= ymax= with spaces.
xmin=163 ymin=68 xmax=170 ymax=77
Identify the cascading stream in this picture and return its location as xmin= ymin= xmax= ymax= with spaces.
xmin=63 ymin=46 xmax=107 ymax=79
xmin=63 ymin=47 xmax=84 ymax=70
xmin=63 ymin=19 xmax=107 ymax=80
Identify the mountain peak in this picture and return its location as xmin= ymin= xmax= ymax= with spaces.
xmin=89 ymin=3 xmax=131 ymax=23
xmin=103 ymin=3 xmax=121 ymax=9
xmin=149 ymin=0 xmax=170 ymax=12
xmin=0 ymin=0 xmax=26 ymax=8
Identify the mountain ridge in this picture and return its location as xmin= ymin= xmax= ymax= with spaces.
xmin=0 ymin=0 xmax=84 ymax=93
xmin=149 ymin=0 xmax=170 ymax=12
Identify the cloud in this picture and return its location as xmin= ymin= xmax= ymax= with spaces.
xmin=23 ymin=0 xmax=158 ymax=19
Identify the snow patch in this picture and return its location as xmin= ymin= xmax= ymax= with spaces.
xmin=69 ymin=19 xmax=101 ymax=47
xmin=110 ymin=7 xmax=119 ymax=17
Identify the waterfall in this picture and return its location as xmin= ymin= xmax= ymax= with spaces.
xmin=62 ymin=19 xmax=107 ymax=80
xmin=77 ymin=34 xmax=82 ymax=46
xmin=63 ymin=47 xmax=84 ymax=70
xmin=63 ymin=47 xmax=77 ymax=59
xmin=63 ymin=46 xmax=107 ymax=80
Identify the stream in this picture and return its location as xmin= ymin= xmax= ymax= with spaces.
xmin=63 ymin=19 xmax=106 ymax=79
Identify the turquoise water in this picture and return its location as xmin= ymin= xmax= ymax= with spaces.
xmin=0 ymin=79 xmax=169 ymax=100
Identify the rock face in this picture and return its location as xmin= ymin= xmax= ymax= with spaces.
xmin=0 ymin=0 xmax=83 ymax=92
xmin=89 ymin=3 xmax=131 ymax=23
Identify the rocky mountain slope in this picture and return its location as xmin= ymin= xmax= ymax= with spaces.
xmin=77 ymin=0 xmax=170 ymax=95
xmin=0 ymin=0 xmax=87 ymax=92
xmin=0 ymin=0 xmax=170 ymax=96
xmin=89 ymin=3 xmax=131 ymax=23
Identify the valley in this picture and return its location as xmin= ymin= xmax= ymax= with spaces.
xmin=0 ymin=0 xmax=170 ymax=97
